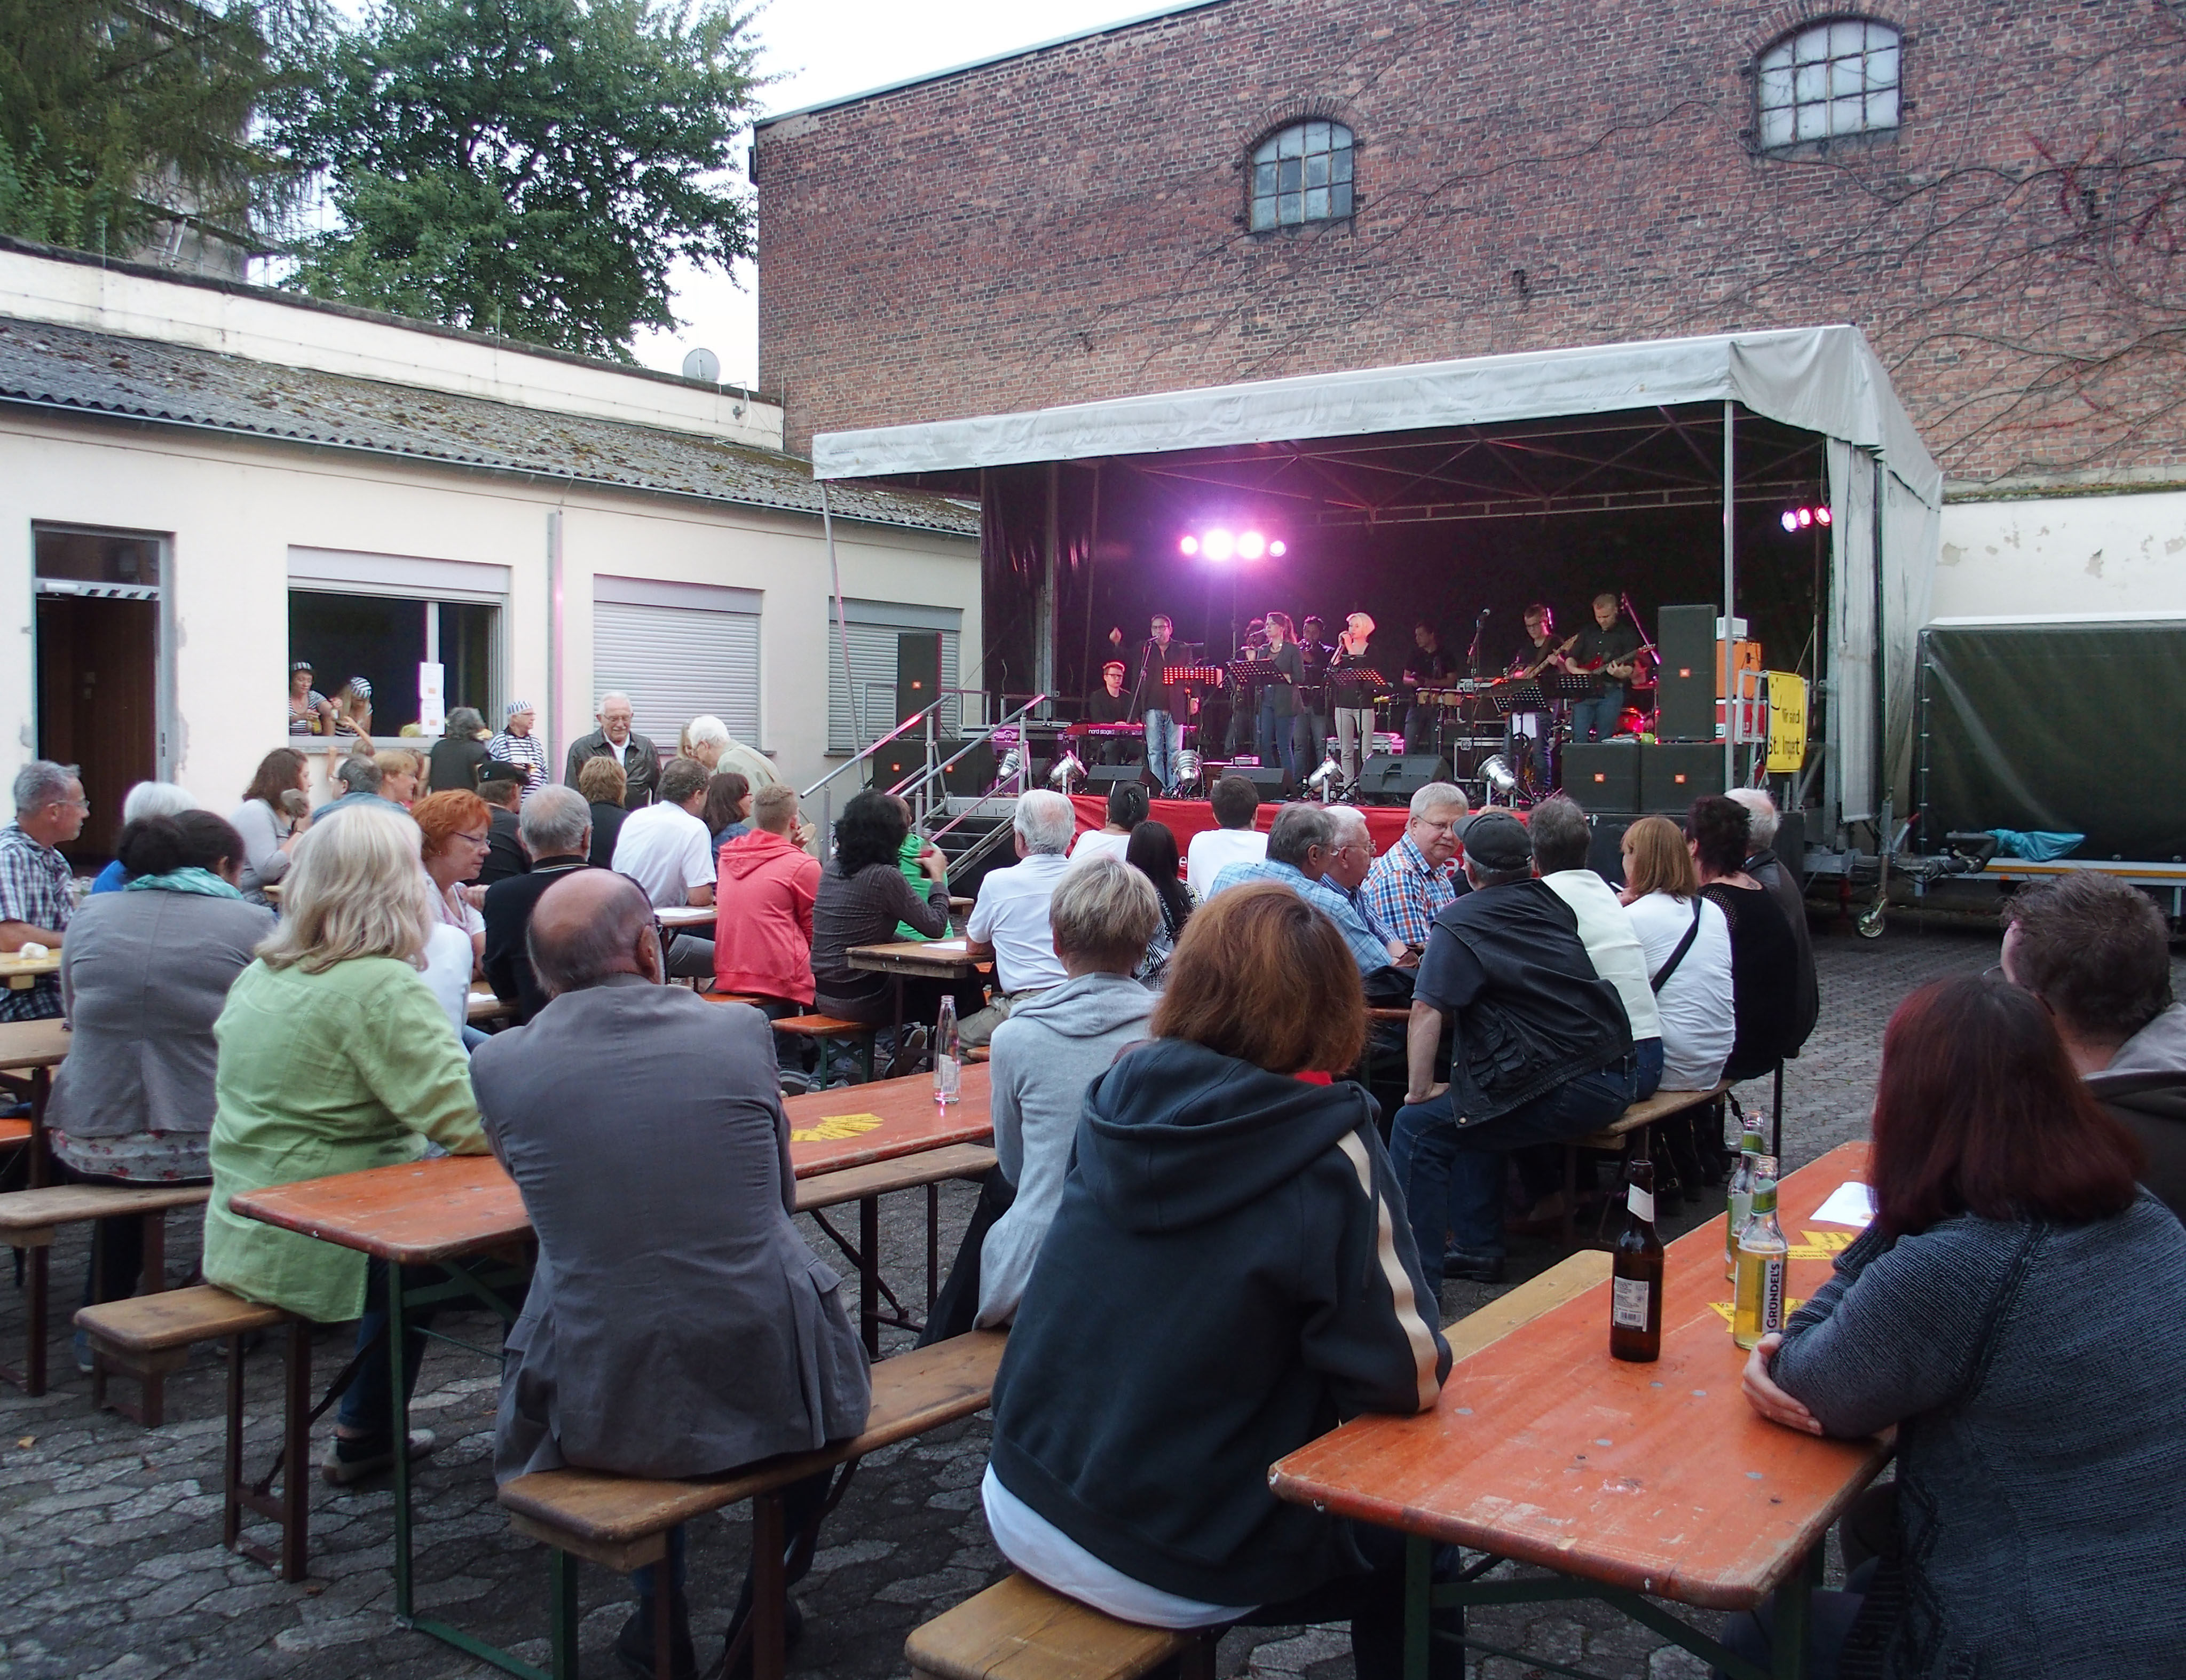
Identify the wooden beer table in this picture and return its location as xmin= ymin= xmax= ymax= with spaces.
xmin=0 ymin=948 xmax=61 ymax=990
xmin=0 ymin=1016 xmax=72 ymax=1186
xmin=845 ymin=937 xmax=991 ymax=1043
xmin=1269 ymin=1141 xmax=1888 ymax=1680
xmin=228 ymin=1067 xmax=995 ymax=1677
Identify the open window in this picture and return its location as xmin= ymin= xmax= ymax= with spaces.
xmin=287 ymin=549 xmax=506 ymax=737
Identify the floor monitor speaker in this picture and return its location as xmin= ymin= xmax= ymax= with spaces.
xmin=1085 ymin=763 xmax=1153 ymax=795
xmin=1221 ymin=764 xmax=1291 ymax=797
xmin=1355 ymin=752 xmax=1448 ymax=804
xmin=1561 ymin=742 xmax=1642 ymax=814
xmin=1641 ymin=742 xmax=1725 ymax=813
xmin=1655 ymin=605 xmax=1717 ymax=742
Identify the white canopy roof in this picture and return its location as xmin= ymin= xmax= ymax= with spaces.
xmin=811 ymin=324 xmax=1942 ymax=505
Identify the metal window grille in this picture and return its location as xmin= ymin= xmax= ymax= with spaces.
xmin=1757 ymin=20 xmax=1900 ymax=149
xmin=1250 ymin=121 xmax=1354 ymax=232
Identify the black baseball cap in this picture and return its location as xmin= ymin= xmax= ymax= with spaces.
xmin=1458 ymin=810 xmax=1532 ymax=873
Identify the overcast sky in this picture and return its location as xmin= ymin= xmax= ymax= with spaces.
xmin=633 ymin=0 xmax=1148 ymax=386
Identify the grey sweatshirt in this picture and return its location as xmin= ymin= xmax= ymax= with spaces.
xmin=2088 ymin=1001 xmax=2186 ymax=1223
xmin=976 ymin=972 xmax=1154 ymax=1327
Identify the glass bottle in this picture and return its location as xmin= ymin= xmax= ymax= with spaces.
xmin=1610 ymin=1159 xmax=1663 ymax=1363
xmin=1732 ymin=1156 xmax=1788 ymax=1351
xmin=1724 ymin=1121 xmax=1767 ymax=1280
xmin=933 ymin=995 xmax=961 ymax=1106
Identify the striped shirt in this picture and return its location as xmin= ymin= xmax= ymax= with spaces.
xmin=1208 ymin=857 xmax=1394 ymax=975
xmin=487 ymin=730 xmax=551 ymax=799
xmin=0 ymin=824 xmax=75 ymax=1022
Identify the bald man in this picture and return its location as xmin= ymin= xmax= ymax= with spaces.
xmin=473 ymin=870 xmax=869 ymax=1676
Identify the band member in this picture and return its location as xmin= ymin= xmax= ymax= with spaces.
xmin=1083 ymin=659 xmax=1137 ymax=765
xmin=1292 ymin=615 xmax=1335 ymax=777
xmin=1506 ymin=603 xmax=1567 ymax=790
xmin=1566 ymin=593 xmax=1645 ymax=744
xmin=1254 ymin=611 xmax=1305 ymax=779
xmin=1329 ymin=612 xmax=1379 ymax=785
xmin=1226 ymin=617 xmax=1269 ymax=754
xmin=1401 ymin=622 xmax=1450 ymax=756
xmin=1509 ymin=602 xmax=1569 ymax=679
xmin=1134 ymin=615 xmax=1190 ymax=793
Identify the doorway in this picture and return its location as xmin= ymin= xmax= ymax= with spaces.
xmin=33 ymin=527 xmax=166 ymax=869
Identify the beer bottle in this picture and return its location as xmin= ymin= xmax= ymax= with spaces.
xmin=1732 ymin=1156 xmax=1788 ymax=1351
xmin=1611 ymin=1160 xmax=1664 ymax=1363
xmin=1724 ymin=1121 xmax=1767 ymax=1280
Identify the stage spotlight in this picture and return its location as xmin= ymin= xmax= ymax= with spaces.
xmin=1479 ymin=755 xmax=1518 ymax=801
xmin=1305 ymin=755 xmax=1343 ymax=800
xmin=1047 ymin=751 xmax=1085 ymax=790
xmin=1179 ymin=534 xmax=1200 ymax=556
xmin=1203 ymin=527 xmax=1236 ymax=562
xmin=1780 ymin=511 xmax=1800 ymax=533
xmin=1814 ymin=507 xmax=1833 ymax=526
xmin=1237 ymin=530 xmax=1267 ymax=561
xmin=996 ymin=747 xmax=1025 ymax=788
xmin=1269 ymin=540 xmax=1287 ymax=557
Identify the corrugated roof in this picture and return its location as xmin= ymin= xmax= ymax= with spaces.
xmin=0 ymin=314 xmax=978 ymax=536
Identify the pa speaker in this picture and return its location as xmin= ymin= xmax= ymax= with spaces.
xmin=1642 ymin=743 xmax=1725 ymax=813
xmin=867 ymin=744 xmax=922 ymax=793
xmin=941 ymin=739 xmax=996 ymax=797
xmin=1355 ymin=752 xmax=1447 ymax=804
xmin=1655 ymin=605 xmax=1717 ymax=742
xmin=1561 ymin=742 xmax=1642 ymax=813
xmin=1085 ymin=763 xmax=1153 ymax=794
xmin=1586 ymin=811 xmax=1641 ymax=888
xmin=895 ymin=630 xmax=943 ymax=727
xmin=1222 ymin=764 xmax=1291 ymax=796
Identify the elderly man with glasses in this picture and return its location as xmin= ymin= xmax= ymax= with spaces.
xmin=1 ymin=760 xmax=88 ymax=1022
xmin=1361 ymin=782 xmax=1470 ymax=949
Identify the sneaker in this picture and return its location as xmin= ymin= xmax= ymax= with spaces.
xmin=73 ymin=1329 xmax=94 ymax=1376
xmin=321 ymin=1427 xmax=438 ymax=1486
xmin=1440 ymin=1249 xmax=1505 ymax=1284
xmin=614 ymin=1590 xmax=696 ymax=1680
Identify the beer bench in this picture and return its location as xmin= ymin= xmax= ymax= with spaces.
xmin=499 ymin=1329 xmax=1008 ymax=1680
xmin=1559 ymin=1080 xmax=1733 ymax=1249
xmin=772 ymin=1014 xmax=878 ymax=1085
xmin=0 ymin=1182 xmax=210 ymax=1397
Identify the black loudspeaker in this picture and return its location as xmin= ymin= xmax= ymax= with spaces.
xmin=1586 ymin=812 xmax=1640 ymax=888
xmin=1561 ymin=742 xmax=1642 ymax=813
xmin=941 ymin=739 xmax=996 ymax=797
xmin=1642 ymin=743 xmax=1725 ymax=813
xmin=1086 ymin=763 xmax=1153 ymax=795
xmin=1354 ymin=753 xmax=1447 ymax=804
xmin=868 ymin=744 xmax=921 ymax=793
xmin=1223 ymin=764 xmax=1291 ymax=796
xmin=1655 ymin=604 xmax=1717 ymax=742
xmin=1773 ymin=808 xmax=1806 ymax=886
xmin=896 ymin=630 xmax=944 ymax=726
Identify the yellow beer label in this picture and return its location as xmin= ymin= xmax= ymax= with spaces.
xmin=1709 ymin=1298 xmax=1806 ymax=1323
xmin=791 ymin=1113 xmax=886 ymax=1143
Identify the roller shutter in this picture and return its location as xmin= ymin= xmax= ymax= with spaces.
xmin=593 ymin=595 xmax=761 ymax=750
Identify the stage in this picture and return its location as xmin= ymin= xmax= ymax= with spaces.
xmin=1069 ymin=792 xmax=1417 ymax=854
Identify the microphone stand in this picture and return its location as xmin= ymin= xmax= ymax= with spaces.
xmin=1620 ymin=593 xmax=1661 ymax=733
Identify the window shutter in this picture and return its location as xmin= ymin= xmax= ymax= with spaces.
xmin=593 ymin=600 xmax=762 ymax=752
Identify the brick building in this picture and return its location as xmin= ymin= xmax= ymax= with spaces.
xmin=755 ymin=0 xmax=2186 ymax=620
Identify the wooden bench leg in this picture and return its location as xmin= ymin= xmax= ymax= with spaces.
xmin=548 ymin=1548 xmax=580 ymax=1680
xmin=927 ymin=1181 xmax=940 ymax=1310
xmin=138 ymin=1212 xmax=169 ymax=1426
xmin=752 ymin=1492 xmax=787 ymax=1680
xmin=224 ymin=1321 xmax=314 ymax=1582
xmin=859 ymin=1195 xmax=881 ymax=1358
xmin=2 ymin=1245 xmax=49 ymax=1397
xmin=223 ymin=1333 xmax=246 ymax=1556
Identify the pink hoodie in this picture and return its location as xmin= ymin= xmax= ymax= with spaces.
xmin=713 ymin=829 xmax=822 ymax=1005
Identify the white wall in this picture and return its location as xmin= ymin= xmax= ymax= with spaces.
xmin=1934 ymin=490 xmax=2186 ymax=620
xmin=0 ymin=413 xmax=977 ymax=815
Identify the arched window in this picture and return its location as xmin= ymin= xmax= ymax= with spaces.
xmin=1250 ymin=121 xmax=1353 ymax=232
xmin=1757 ymin=19 xmax=1900 ymax=148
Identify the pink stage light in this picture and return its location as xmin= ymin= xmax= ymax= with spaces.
xmin=1814 ymin=507 xmax=1833 ymax=526
xmin=1269 ymin=540 xmax=1287 ymax=557
xmin=1780 ymin=511 xmax=1800 ymax=533
xmin=1179 ymin=534 xmax=1200 ymax=556
xmin=1203 ymin=527 xmax=1237 ymax=563
xmin=1237 ymin=531 xmax=1267 ymax=561
xmin=1797 ymin=508 xmax=1813 ymax=527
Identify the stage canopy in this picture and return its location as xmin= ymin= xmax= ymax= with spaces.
xmin=812 ymin=326 xmax=1942 ymax=831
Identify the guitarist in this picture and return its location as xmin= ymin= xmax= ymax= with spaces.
xmin=1505 ymin=603 xmax=1572 ymax=792
xmin=1401 ymin=621 xmax=1451 ymax=755
xmin=1567 ymin=592 xmax=1646 ymax=743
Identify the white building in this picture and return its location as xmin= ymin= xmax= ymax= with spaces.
xmin=0 ymin=236 xmax=980 ymax=859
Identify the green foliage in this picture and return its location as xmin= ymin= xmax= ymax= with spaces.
xmin=273 ymin=0 xmax=761 ymax=359
xmin=0 ymin=0 xmax=320 ymax=255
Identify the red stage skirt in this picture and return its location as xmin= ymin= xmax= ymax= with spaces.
xmin=1068 ymin=794 xmax=1415 ymax=854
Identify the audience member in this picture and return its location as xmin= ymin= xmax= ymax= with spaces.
xmin=232 ymin=749 xmax=313 ymax=903
xmin=321 ymin=752 xmax=399 ymax=814
xmin=49 ymin=811 xmax=271 ymax=1364
xmin=414 ymin=791 xmax=491 ymax=966
xmin=86 ymin=782 xmax=198 ymax=894
xmin=961 ymin=790 xmax=1077 ymax=1046
xmin=373 ymin=748 xmax=424 ymax=808
xmin=577 ymin=755 xmax=630 ymax=868
xmin=1184 ymin=775 xmax=1267 ymax=900
xmin=1360 ymin=782 xmax=1469 ymax=947
xmin=810 ymin=791 xmax=967 ymax=1030
xmin=1616 ymin=816 xmax=1734 ymax=1092
xmin=1210 ymin=804 xmax=1404 ymax=975
xmin=1529 ymin=796 xmax=1662 ymax=1099
xmin=483 ymin=786 xmax=596 ymax=1024
xmin=1727 ymin=788 xmax=1818 ymax=1054
xmin=1319 ymin=806 xmax=1413 ymax=967
xmin=486 ymin=700 xmax=550 ymax=800
xmin=704 ymin=771 xmax=752 ymax=851
xmin=203 ymin=804 xmax=490 ymax=1483
xmin=475 ymin=764 xmax=531 ymax=885
xmin=2001 ymin=871 xmax=2186 ymax=1217
xmin=476 ymin=870 xmax=869 ymax=1678
xmin=327 ymin=678 xmax=375 ymax=754
xmin=888 ymin=793 xmax=940 ymax=943
xmin=288 ymin=660 xmax=334 ymax=735
xmin=984 ymin=885 xmax=1453 ymax=1679
xmin=427 ymin=706 xmax=492 ymax=792
xmin=684 ymin=713 xmax=780 ymax=792
xmin=1390 ymin=810 xmax=1636 ymax=1283
xmin=1686 ymin=796 xmax=1802 ymax=1082
xmin=0 ymin=760 xmax=85 ymax=1023
xmin=1125 ymin=819 xmax=1194 ymax=990
xmin=611 ymin=756 xmax=717 ymax=981
xmin=713 ymin=786 xmax=822 ymax=1014
xmin=1734 ymin=975 xmax=2186 ymax=1677
xmin=563 ymin=692 xmax=659 ymax=807
xmin=1069 ymin=781 xmax=1147 ymax=865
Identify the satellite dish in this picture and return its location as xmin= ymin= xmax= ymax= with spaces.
xmin=681 ymin=346 xmax=721 ymax=383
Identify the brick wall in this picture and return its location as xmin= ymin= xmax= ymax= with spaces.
xmin=756 ymin=0 xmax=2185 ymax=487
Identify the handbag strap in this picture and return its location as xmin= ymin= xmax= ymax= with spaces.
xmin=1650 ymin=898 xmax=1705 ymax=993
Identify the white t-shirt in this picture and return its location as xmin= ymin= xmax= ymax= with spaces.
xmin=1068 ymin=830 xmax=1131 ymax=867
xmin=611 ymin=800 xmax=714 ymax=908
xmin=1541 ymin=869 xmax=1662 ymax=1044
xmin=967 ymin=851 xmax=1073 ymax=995
xmin=1624 ymin=891 xmax=1736 ymax=1091
xmin=982 ymin=1468 xmax=1253 ymax=1629
xmin=1185 ymin=826 xmax=1268 ymax=900
xmin=419 ymin=924 xmax=475 ymax=1038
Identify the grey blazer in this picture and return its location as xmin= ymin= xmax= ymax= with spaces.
xmin=473 ymin=977 xmax=871 ymax=1482
xmin=49 ymin=890 xmax=275 ymax=1139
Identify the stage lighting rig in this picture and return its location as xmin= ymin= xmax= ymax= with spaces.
xmin=1779 ymin=505 xmax=1832 ymax=533
xmin=1177 ymin=526 xmax=1287 ymax=561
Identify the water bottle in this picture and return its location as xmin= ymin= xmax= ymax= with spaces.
xmin=933 ymin=995 xmax=961 ymax=1106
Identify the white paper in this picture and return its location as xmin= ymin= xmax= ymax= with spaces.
xmin=1811 ymin=1181 xmax=1875 ymax=1228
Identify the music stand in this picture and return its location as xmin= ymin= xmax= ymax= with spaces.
xmin=1488 ymin=680 xmax=1548 ymax=715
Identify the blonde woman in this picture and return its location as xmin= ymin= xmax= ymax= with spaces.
xmin=1616 ymin=815 xmax=1735 ymax=1092
xmin=202 ymin=804 xmax=488 ymax=1484
xmin=1330 ymin=611 xmax=1379 ymax=784
xmin=324 ymin=678 xmax=375 ymax=780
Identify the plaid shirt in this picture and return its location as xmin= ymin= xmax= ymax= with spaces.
xmin=1209 ymin=857 xmax=1395 ymax=975
xmin=0 ymin=823 xmax=76 ymax=1022
xmin=487 ymin=730 xmax=551 ymax=799
xmin=1360 ymin=834 xmax=1461 ymax=948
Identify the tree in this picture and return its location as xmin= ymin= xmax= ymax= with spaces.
xmin=0 ymin=0 xmax=321 ymax=259
xmin=272 ymin=0 xmax=760 ymax=359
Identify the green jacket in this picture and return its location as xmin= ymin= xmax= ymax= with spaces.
xmin=203 ymin=956 xmax=488 ymax=1324
xmin=892 ymin=832 xmax=934 ymax=943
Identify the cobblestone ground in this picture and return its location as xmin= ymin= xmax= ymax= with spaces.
xmin=4 ymin=923 xmax=2140 ymax=1680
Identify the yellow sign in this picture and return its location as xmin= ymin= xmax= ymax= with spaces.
xmin=791 ymin=1113 xmax=885 ymax=1143
xmin=1765 ymin=672 xmax=1808 ymax=775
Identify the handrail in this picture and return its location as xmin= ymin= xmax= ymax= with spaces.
xmin=798 ymin=689 xmax=1049 ymax=854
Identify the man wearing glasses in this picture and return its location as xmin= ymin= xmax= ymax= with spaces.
xmin=1 ymin=760 xmax=88 ymax=1022
xmin=1362 ymin=782 xmax=1471 ymax=949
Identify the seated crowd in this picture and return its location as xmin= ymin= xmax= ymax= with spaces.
xmin=7 ymin=731 xmax=2185 ymax=1680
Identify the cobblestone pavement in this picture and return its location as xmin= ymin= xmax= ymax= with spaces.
xmin=2 ymin=924 xmax=2127 ymax=1680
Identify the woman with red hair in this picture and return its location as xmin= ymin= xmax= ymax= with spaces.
xmin=1734 ymin=974 xmax=2186 ymax=1677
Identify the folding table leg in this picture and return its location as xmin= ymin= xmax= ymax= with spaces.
xmin=752 ymin=1493 xmax=787 ymax=1680
xmin=280 ymin=1319 xmax=312 ymax=1582
xmin=9 ymin=1245 xmax=49 ymax=1396
xmin=1767 ymin=1543 xmax=1819 ymax=1680
xmin=926 ymin=1181 xmax=940 ymax=1309
xmin=1403 ymin=1533 xmax=1432 ymax=1680
xmin=223 ymin=1334 xmax=246 ymax=1553
xmin=547 ymin=1549 xmax=580 ymax=1680
xmin=859 ymin=1196 xmax=880 ymax=1356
